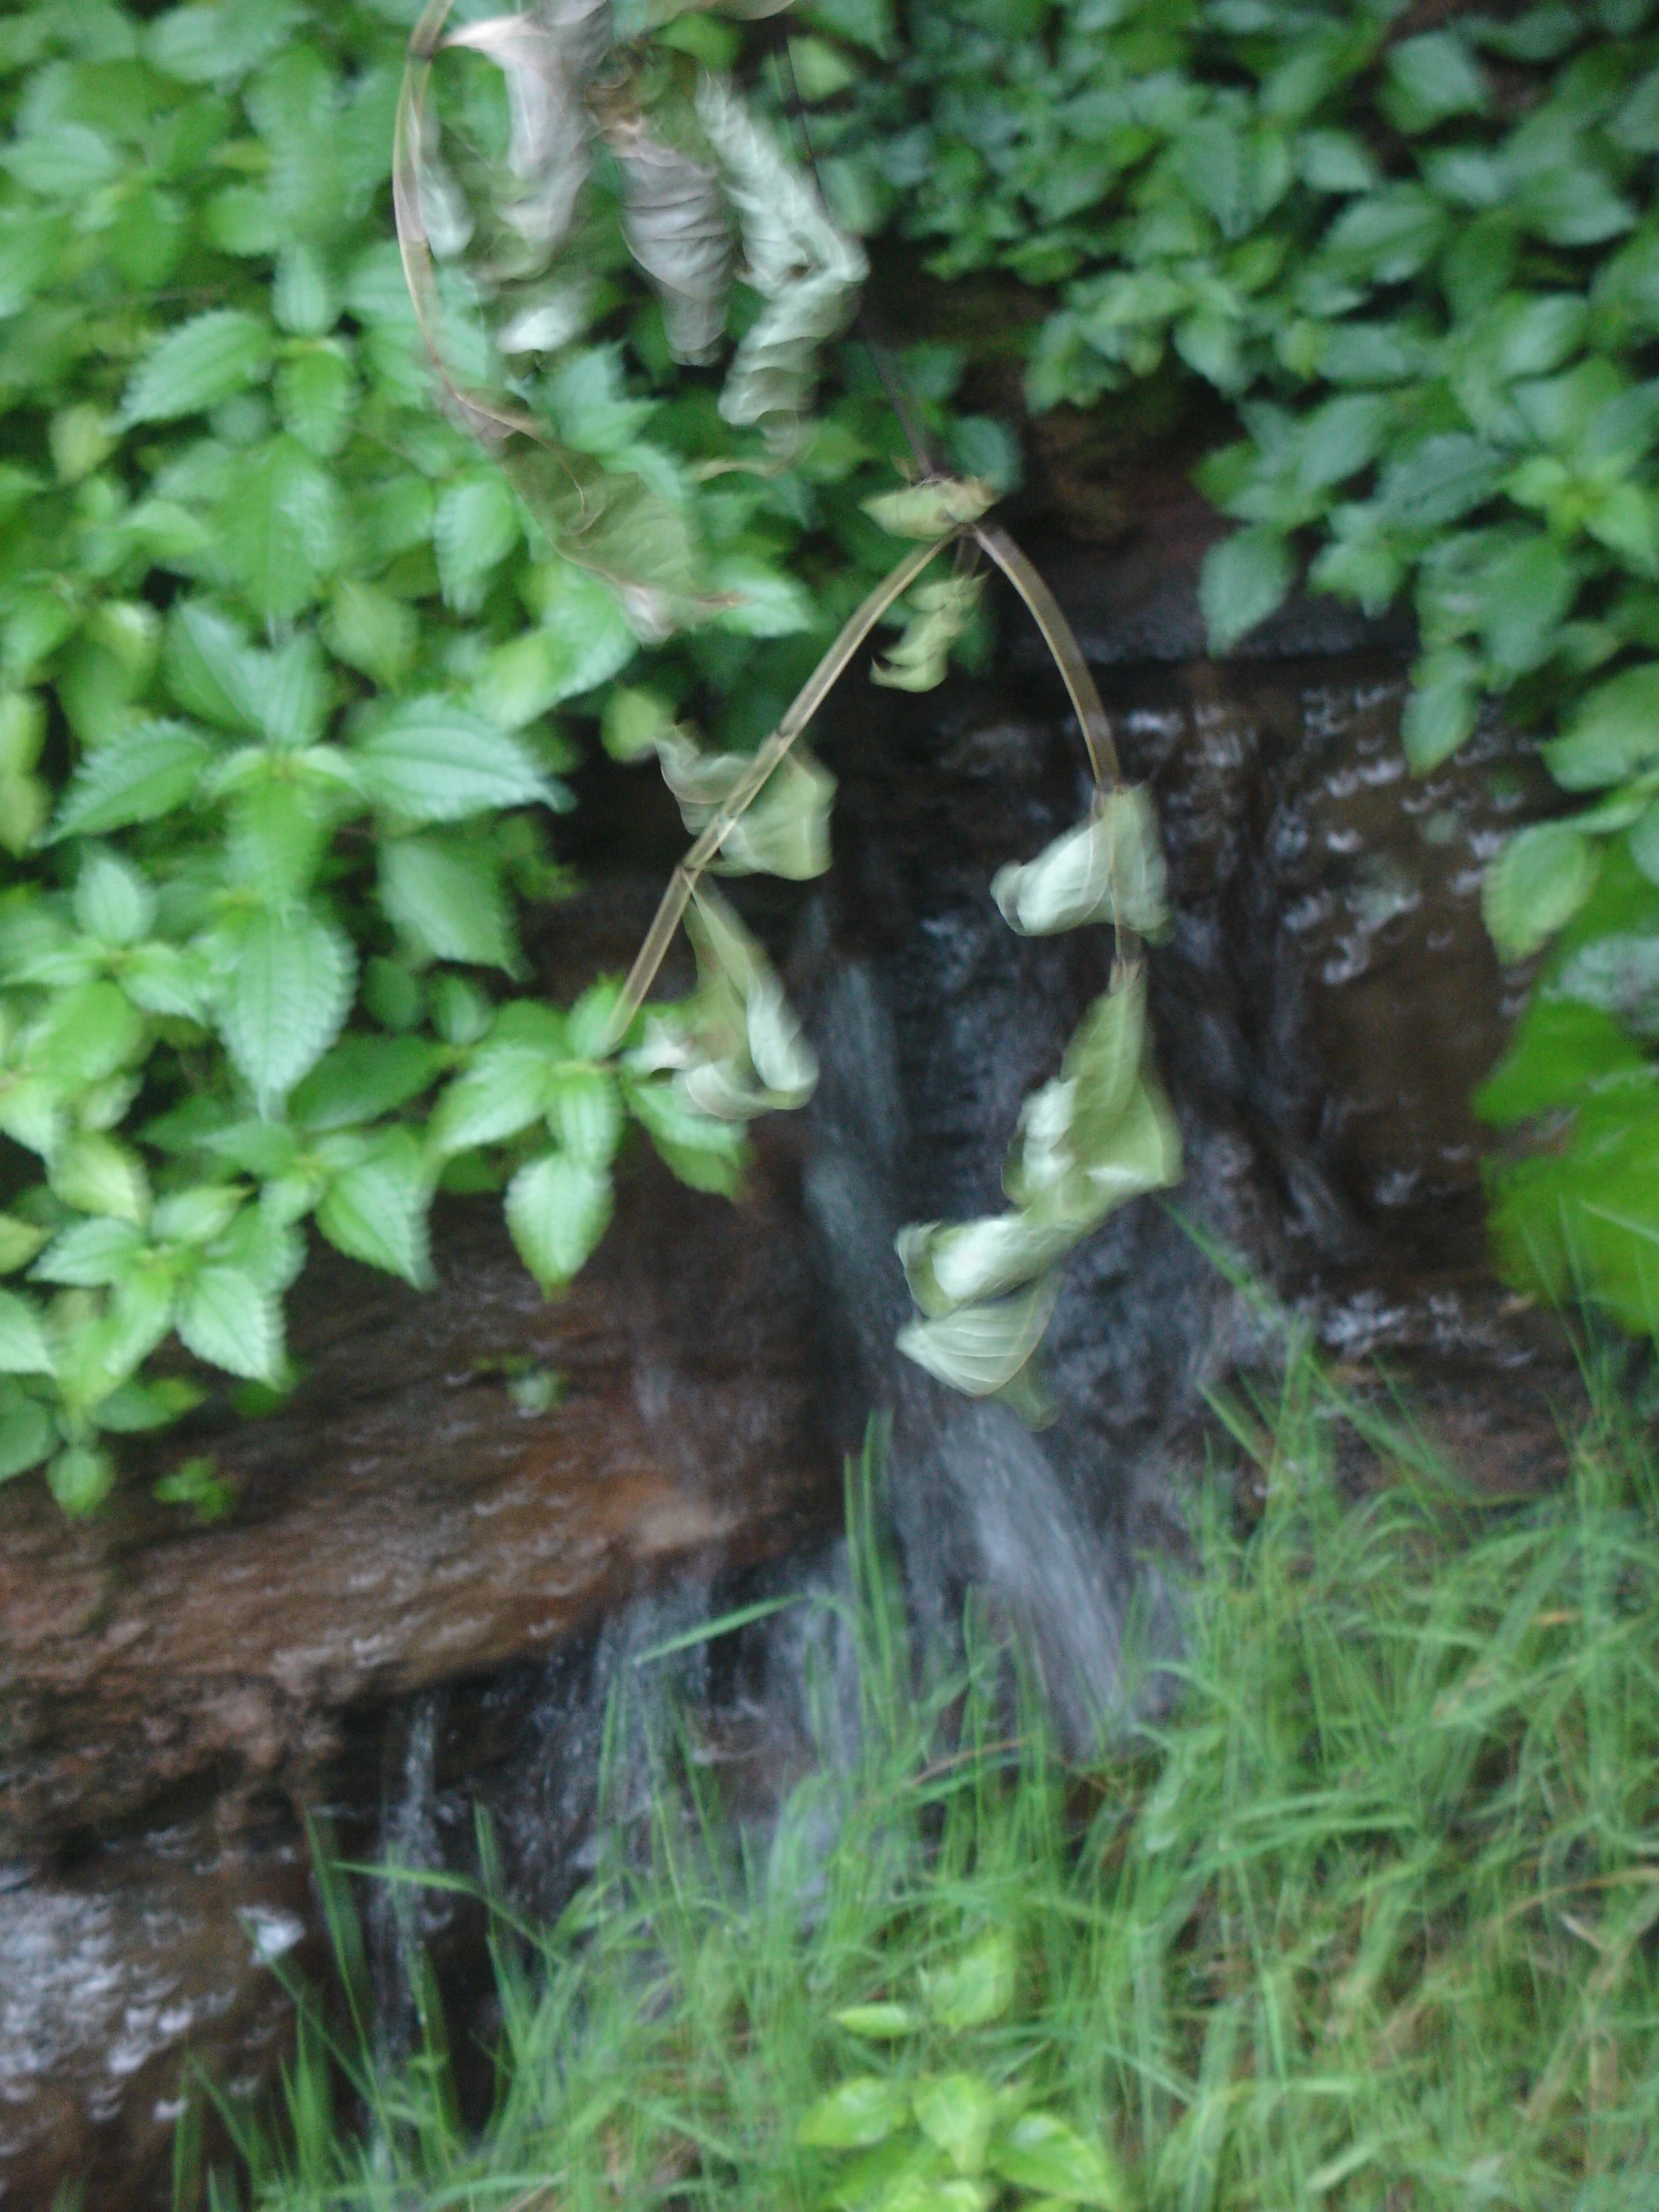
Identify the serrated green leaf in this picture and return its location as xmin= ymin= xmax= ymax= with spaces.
xmin=546 ymin=1066 xmax=623 ymax=1166
xmin=1547 ymin=666 xmax=1659 ymax=789
xmin=797 ymin=2077 xmax=911 ymax=2150
xmin=290 ymin=1035 xmax=443 ymax=1131
xmin=316 ymin=1129 xmax=433 ymax=1287
xmin=74 ymin=850 xmax=157 ymax=947
xmin=378 ymin=832 xmax=518 ymax=970
xmin=121 ymin=309 xmax=273 ymax=426
xmin=32 ymin=1216 xmax=146 ymax=1288
xmin=325 ymin=579 xmax=415 ymax=689
xmin=177 ymin=1264 xmax=279 ymax=1381
xmin=434 ymin=475 xmax=521 ymax=615
xmin=29 ymin=978 xmax=145 ymax=1089
xmin=505 ymin=1151 xmax=613 ymax=1291
xmin=1402 ymin=648 xmax=1483 ymax=773
xmin=218 ymin=903 xmax=355 ymax=1111
xmin=152 ymin=1186 xmax=246 ymax=1246
xmin=602 ymin=687 xmax=677 ymax=762
xmin=0 ymin=1289 xmax=54 ymax=1375
xmin=51 ymin=1133 xmax=151 ymax=1225
xmin=50 ymin=721 xmax=216 ymax=839
xmin=49 ymin=1443 xmax=115 ymax=1516
xmin=224 ymin=436 xmax=338 ymax=623
xmin=923 ymin=1935 xmax=1016 ymax=2027
xmin=0 ymin=1394 xmax=54 ymax=1481
xmin=0 ymin=1215 xmax=47 ymax=1276
xmin=276 ymin=345 xmax=356 ymax=456
xmin=1482 ymin=822 xmax=1600 ymax=961
xmin=1200 ymin=527 xmax=1293 ymax=652
xmin=429 ymin=1051 xmax=555 ymax=1156
xmin=353 ymin=700 xmax=551 ymax=823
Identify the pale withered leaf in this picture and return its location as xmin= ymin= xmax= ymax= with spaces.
xmin=609 ymin=116 xmax=733 ymax=366
xmin=863 ymin=476 xmax=997 ymax=541
xmin=694 ymin=73 xmax=866 ymax=438
xmin=635 ymin=886 xmax=818 ymax=1119
xmin=654 ymin=727 xmax=833 ymax=879
xmin=871 ymin=570 xmax=984 ymax=693
xmin=991 ymin=787 xmax=1170 ymax=938
xmin=896 ymin=1210 xmax=1076 ymax=1319
xmin=896 ymin=1273 xmax=1062 ymax=1397
xmin=444 ymin=3 xmax=610 ymax=252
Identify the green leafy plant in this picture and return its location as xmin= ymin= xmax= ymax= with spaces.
xmin=801 ymin=1934 xmax=1129 ymax=2212
xmin=0 ymin=0 xmax=1057 ymax=1513
xmin=786 ymin=0 xmax=1659 ymax=1332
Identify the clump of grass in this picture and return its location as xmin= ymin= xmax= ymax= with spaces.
xmin=203 ymin=1352 xmax=1659 ymax=2211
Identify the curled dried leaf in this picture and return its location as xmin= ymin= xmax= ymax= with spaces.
xmin=694 ymin=72 xmax=866 ymax=438
xmin=991 ymin=788 xmax=1169 ymax=939
xmin=896 ymin=1212 xmax=1075 ymax=1320
xmin=863 ymin=476 xmax=997 ymax=541
xmin=655 ymin=727 xmax=833 ymax=878
xmin=609 ymin=117 xmax=733 ymax=365
xmin=872 ymin=570 xmax=984 ymax=693
xmin=896 ymin=1273 xmax=1062 ymax=1399
xmin=629 ymin=885 xmax=817 ymax=1118
xmin=443 ymin=5 xmax=608 ymax=252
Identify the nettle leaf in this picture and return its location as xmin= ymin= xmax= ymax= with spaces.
xmin=991 ymin=790 xmax=1170 ymax=938
xmin=623 ymin=1074 xmax=748 ymax=1195
xmin=1482 ymin=822 xmax=1600 ymax=962
xmin=797 ymin=2077 xmax=911 ymax=2150
xmin=50 ymin=1134 xmax=151 ymax=1225
xmin=1200 ymin=527 xmax=1292 ymax=651
xmin=989 ymin=2115 xmax=1126 ymax=2210
xmin=163 ymin=602 xmax=263 ymax=731
xmin=353 ymin=699 xmax=552 ymax=822
xmin=29 ymin=978 xmax=145 ymax=1089
xmin=49 ymin=1444 xmax=114 ymax=1517
xmin=50 ymin=721 xmax=217 ymax=839
xmin=1401 ymin=647 xmax=1482 ymax=773
xmin=547 ymin=1066 xmax=623 ymax=1167
xmin=122 ymin=310 xmax=274 ymax=426
xmin=378 ymin=832 xmax=518 ymax=970
xmin=176 ymin=1265 xmax=280 ymax=1381
xmin=897 ymin=1272 xmax=1061 ymax=1398
xmin=290 ymin=1035 xmax=444 ymax=1131
xmin=218 ymin=903 xmax=355 ymax=1111
xmin=1546 ymin=666 xmax=1659 ymax=789
xmin=0 ymin=1393 xmax=55 ymax=1483
xmin=74 ymin=850 xmax=157 ymax=947
xmin=316 ymin=1129 xmax=433 ymax=1288
xmin=0 ymin=1290 xmax=54 ymax=1376
xmin=0 ymin=1216 xmax=47 ymax=1275
xmin=505 ymin=1150 xmax=613 ymax=1291
xmin=434 ymin=475 xmax=522 ymax=616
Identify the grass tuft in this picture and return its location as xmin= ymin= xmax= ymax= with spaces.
xmin=205 ymin=1352 xmax=1659 ymax=2211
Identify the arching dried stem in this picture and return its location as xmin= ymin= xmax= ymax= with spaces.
xmin=601 ymin=531 xmax=958 ymax=1051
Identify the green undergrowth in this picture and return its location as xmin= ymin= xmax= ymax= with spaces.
xmin=199 ymin=1353 xmax=1659 ymax=2212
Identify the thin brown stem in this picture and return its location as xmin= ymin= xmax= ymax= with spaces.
xmin=971 ymin=522 xmax=1120 ymax=790
xmin=602 ymin=532 xmax=958 ymax=1049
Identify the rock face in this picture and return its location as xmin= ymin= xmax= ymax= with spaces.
xmin=0 ymin=520 xmax=1578 ymax=2209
